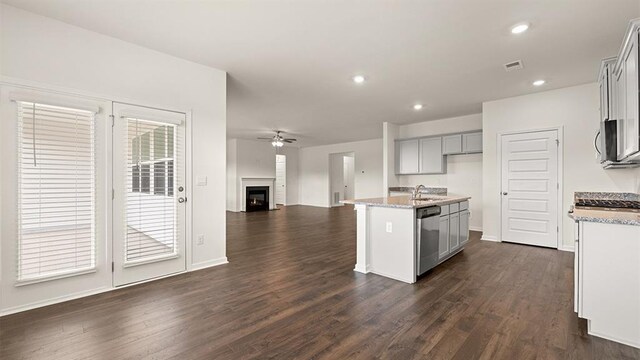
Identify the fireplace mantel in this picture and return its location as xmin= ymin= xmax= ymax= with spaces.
xmin=240 ymin=177 xmax=275 ymax=212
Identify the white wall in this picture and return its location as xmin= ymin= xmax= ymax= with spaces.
xmin=226 ymin=138 xmax=299 ymax=211
xmin=388 ymin=114 xmax=484 ymax=231
xmin=382 ymin=122 xmax=399 ymax=193
xmin=299 ymin=138 xmax=383 ymax=207
xmin=226 ymin=139 xmax=238 ymax=211
xmin=0 ymin=5 xmax=227 ymax=313
xmin=483 ymin=83 xmax=640 ymax=250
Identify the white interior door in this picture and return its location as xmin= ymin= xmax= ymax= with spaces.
xmin=112 ymin=103 xmax=186 ymax=286
xmin=275 ymin=154 xmax=286 ymax=205
xmin=501 ymin=130 xmax=559 ymax=248
xmin=343 ymin=156 xmax=355 ymax=200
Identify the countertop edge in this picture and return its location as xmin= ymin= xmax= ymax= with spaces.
xmin=568 ymin=211 xmax=640 ymax=226
xmin=342 ymin=196 xmax=472 ymax=209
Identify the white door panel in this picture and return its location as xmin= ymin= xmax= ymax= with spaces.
xmin=501 ymin=130 xmax=558 ymax=248
xmin=112 ymin=103 xmax=186 ymax=286
xmin=275 ymin=154 xmax=286 ymax=205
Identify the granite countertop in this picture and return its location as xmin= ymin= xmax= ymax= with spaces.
xmin=569 ymin=191 xmax=640 ymax=226
xmin=342 ymin=195 xmax=470 ymax=209
xmin=389 ymin=186 xmax=448 ymax=195
xmin=568 ymin=207 xmax=640 ymax=226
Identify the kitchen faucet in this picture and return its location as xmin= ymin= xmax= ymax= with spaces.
xmin=411 ymin=184 xmax=426 ymax=200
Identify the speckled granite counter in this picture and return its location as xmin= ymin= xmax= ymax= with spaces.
xmin=568 ymin=208 xmax=640 ymax=226
xmin=388 ymin=186 xmax=447 ymax=195
xmin=342 ymin=195 xmax=470 ymax=209
xmin=569 ymin=191 xmax=640 ymax=226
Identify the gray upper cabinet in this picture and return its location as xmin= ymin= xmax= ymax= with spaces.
xmin=396 ymin=139 xmax=419 ymax=174
xmin=419 ymin=137 xmax=445 ymax=174
xmin=462 ymin=132 xmax=483 ymax=153
xmin=622 ymin=30 xmax=639 ymax=159
xmin=600 ymin=21 xmax=640 ymax=166
xmin=599 ymin=58 xmax=616 ymax=122
xmin=442 ymin=135 xmax=462 ymax=155
xmin=395 ymin=130 xmax=482 ymax=175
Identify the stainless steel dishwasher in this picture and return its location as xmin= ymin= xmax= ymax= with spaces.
xmin=416 ymin=206 xmax=441 ymax=276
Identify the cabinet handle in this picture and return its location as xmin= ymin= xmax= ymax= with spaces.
xmin=502 ymin=192 xmax=508 ymax=196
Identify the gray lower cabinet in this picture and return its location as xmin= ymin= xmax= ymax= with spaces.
xmin=438 ymin=215 xmax=450 ymax=260
xmin=437 ymin=201 xmax=469 ymax=262
xmin=460 ymin=210 xmax=470 ymax=245
xmin=449 ymin=211 xmax=460 ymax=252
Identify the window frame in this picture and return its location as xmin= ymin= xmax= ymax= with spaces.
xmin=14 ymin=101 xmax=99 ymax=286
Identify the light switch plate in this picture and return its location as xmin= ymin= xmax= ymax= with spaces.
xmin=196 ymin=176 xmax=207 ymax=186
xmin=386 ymin=222 xmax=393 ymax=233
xmin=197 ymin=234 xmax=205 ymax=245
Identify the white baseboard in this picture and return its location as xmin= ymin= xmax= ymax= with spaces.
xmin=558 ymin=245 xmax=575 ymax=252
xmin=481 ymin=234 xmax=500 ymax=242
xmin=0 ymin=286 xmax=112 ymax=317
xmin=1 ymin=258 xmax=229 ymax=317
xmin=353 ymin=264 xmax=370 ymax=274
xmin=469 ymin=226 xmax=483 ymax=232
xmin=588 ymin=328 xmax=640 ymax=349
xmin=190 ymin=257 xmax=229 ymax=271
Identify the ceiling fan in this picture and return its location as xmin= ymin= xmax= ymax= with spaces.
xmin=257 ymin=131 xmax=297 ymax=147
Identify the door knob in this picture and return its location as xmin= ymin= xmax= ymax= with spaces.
xmin=178 ymin=186 xmax=184 ymax=192
xmin=502 ymin=192 xmax=508 ymax=195
xmin=178 ymin=197 xmax=185 ymax=203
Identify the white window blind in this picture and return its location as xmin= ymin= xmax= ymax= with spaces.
xmin=17 ymin=101 xmax=96 ymax=282
xmin=125 ymin=118 xmax=178 ymax=264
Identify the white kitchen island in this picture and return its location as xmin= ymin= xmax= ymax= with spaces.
xmin=343 ymin=195 xmax=471 ymax=284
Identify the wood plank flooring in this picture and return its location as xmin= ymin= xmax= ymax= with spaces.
xmin=1 ymin=205 xmax=639 ymax=359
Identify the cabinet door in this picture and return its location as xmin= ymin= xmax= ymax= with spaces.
xmin=396 ymin=139 xmax=419 ymax=174
xmin=449 ymin=211 xmax=460 ymax=252
xmin=442 ymin=135 xmax=462 ymax=154
xmin=616 ymin=65 xmax=626 ymax=160
xmin=462 ymin=132 xmax=483 ymax=153
xmin=600 ymin=66 xmax=610 ymax=121
xmin=459 ymin=210 xmax=470 ymax=246
xmin=623 ymin=33 xmax=639 ymax=158
xmin=438 ymin=215 xmax=450 ymax=260
xmin=419 ymin=137 xmax=445 ymax=173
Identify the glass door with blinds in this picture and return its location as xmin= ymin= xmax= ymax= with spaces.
xmin=112 ymin=103 xmax=186 ymax=286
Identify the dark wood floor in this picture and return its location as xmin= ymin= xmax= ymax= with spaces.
xmin=1 ymin=205 xmax=639 ymax=359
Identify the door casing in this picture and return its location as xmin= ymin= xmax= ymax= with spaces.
xmin=497 ymin=126 xmax=564 ymax=249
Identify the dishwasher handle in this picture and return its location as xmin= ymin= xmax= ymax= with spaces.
xmin=417 ymin=206 xmax=441 ymax=218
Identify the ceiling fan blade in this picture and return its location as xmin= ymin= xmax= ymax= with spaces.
xmin=256 ymin=137 xmax=274 ymax=140
xmin=283 ymin=138 xmax=297 ymax=143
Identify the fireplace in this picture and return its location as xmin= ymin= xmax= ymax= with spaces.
xmin=246 ymin=186 xmax=269 ymax=212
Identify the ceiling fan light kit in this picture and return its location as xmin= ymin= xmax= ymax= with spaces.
xmin=257 ymin=130 xmax=297 ymax=147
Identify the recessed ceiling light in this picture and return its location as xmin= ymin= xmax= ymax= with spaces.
xmin=511 ymin=23 xmax=530 ymax=34
xmin=413 ymin=104 xmax=424 ymax=110
xmin=533 ymin=79 xmax=546 ymax=86
xmin=352 ymin=75 xmax=366 ymax=84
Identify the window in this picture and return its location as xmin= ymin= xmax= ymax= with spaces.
xmin=126 ymin=119 xmax=177 ymax=262
xmin=17 ymin=101 xmax=96 ymax=282
xmin=130 ymin=125 xmax=174 ymax=196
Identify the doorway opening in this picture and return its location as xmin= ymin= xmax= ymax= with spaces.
xmin=275 ymin=154 xmax=286 ymax=206
xmin=329 ymin=152 xmax=355 ymax=207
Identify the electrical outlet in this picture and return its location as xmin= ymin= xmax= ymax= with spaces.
xmin=197 ymin=234 xmax=205 ymax=245
xmin=386 ymin=222 xmax=393 ymax=233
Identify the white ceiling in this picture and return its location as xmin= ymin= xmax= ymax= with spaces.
xmin=3 ymin=0 xmax=639 ymax=146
